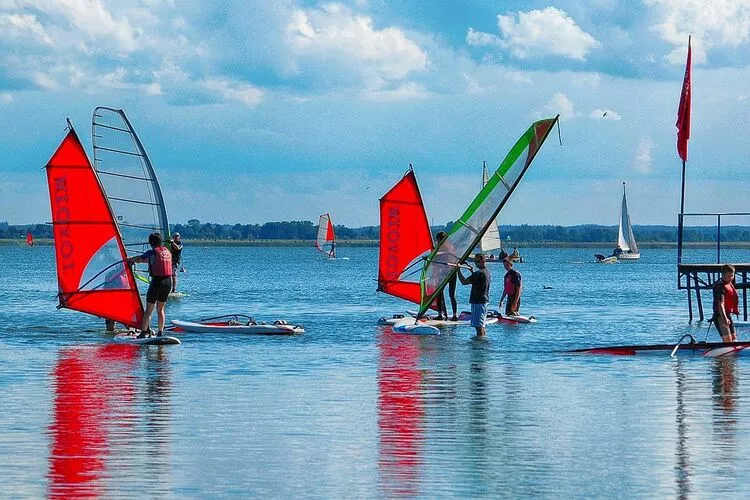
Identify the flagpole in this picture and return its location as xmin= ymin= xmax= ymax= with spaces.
xmin=676 ymin=35 xmax=691 ymax=265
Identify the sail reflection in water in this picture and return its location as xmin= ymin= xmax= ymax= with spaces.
xmin=47 ymin=345 xmax=173 ymax=498
xmin=378 ymin=331 xmax=425 ymax=496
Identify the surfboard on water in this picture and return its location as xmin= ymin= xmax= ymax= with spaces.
xmin=171 ymin=318 xmax=304 ymax=335
xmin=391 ymin=317 xmax=440 ymax=336
xmin=168 ymin=291 xmax=189 ymax=299
xmin=114 ymin=332 xmax=181 ymax=345
xmin=487 ymin=310 xmax=537 ymax=324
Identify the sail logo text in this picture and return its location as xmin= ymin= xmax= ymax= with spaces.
xmin=385 ymin=207 xmax=400 ymax=279
xmin=53 ymin=175 xmax=75 ymax=273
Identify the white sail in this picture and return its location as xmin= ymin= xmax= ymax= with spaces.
xmin=616 ymin=182 xmax=639 ymax=258
xmin=479 ymin=162 xmax=502 ymax=253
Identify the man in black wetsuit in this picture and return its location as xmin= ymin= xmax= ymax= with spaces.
xmin=435 ymin=231 xmax=458 ymax=321
xmin=170 ymin=232 xmax=183 ymax=293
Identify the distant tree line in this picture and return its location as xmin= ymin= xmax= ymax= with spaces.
xmin=4 ymin=220 xmax=750 ymax=243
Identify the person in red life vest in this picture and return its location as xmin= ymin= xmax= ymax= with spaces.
xmin=457 ymin=253 xmax=491 ymax=337
xmin=499 ymin=258 xmax=522 ymax=316
xmin=712 ymin=264 xmax=738 ymax=343
xmin=127 ymin=232 xmax=172 ymax=338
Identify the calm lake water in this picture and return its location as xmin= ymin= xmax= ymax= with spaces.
xmin=3 ymin=244 xmax=750 ymax=498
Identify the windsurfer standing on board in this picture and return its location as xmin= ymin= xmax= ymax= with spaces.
xmin=329 ymin=240 xmax=336 ymax=259
xmin=435 ymin=231 xmax=458 ymax=321
xmin=499 ymin=258 xmax=522 ymax=316
xmin=170 ymin=232 xmax=184 ymax=292
xmin=712 ymin=264 xmax=738 ymax=343
xmin=456 ymin=253 xmax=491 ymax=337
xmin=128 ymin=232 xmax=173 ymax=338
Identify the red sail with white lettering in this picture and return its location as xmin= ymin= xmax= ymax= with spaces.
xmin=378 ymin=168 xmax=437 ymax=309
xmin=45 ymin=127 xmax=144 ymax=328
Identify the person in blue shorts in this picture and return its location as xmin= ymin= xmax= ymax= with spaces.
xmin=457 ymin=253 xmax=491 ymax=337
xmin=127 ymin=232 xmax=173 ymax=338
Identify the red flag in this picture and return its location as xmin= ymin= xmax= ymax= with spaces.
xmin=676 ymin=36 xmax=691 ymax=162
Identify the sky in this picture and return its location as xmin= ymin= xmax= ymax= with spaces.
xmin=1 ymin=0 xmax=749 ymax=227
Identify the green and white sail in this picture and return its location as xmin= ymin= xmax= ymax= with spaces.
xmin=92 ymin=107 xmax=170 ymax=282
xmin=417 ymin=116 xmax=559 ymax=316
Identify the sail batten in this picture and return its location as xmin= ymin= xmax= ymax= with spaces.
xmin=45 ymin=126 xmax=144 ymax=328
xmin=418 ymin=116 xmax=559 ymax=316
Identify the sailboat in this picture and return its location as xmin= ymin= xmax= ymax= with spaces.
xmin=415 ymin=116 xmax=559 ymax=321
xmin=91 ymin=107 xmax=171 ymax=280
xmin=614 ymin=182 xmax=640 ymax=260
xmin=26 ymin=232 xmax=34 ymax=247
xmin=316 ymin=213 xmax=335 ymax=258
xmin=477 ymin=161 xmax=503 ymax=261
xmin=45 ymin=121 xmax=179 ymax=345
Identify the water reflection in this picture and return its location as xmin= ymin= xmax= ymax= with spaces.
xmin=47 ymin=344 xmax=174 ymax=498
xmin=673 ymin=360 xmax=691 ymax=500
xmin=711 ymin=357 xmax=738 ymax=482
xmin=377 ymin=331 xmax=424 ymax=497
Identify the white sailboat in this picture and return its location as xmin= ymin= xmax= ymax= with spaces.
xmin=478 ymin=161 xmax=503 ymax=257
xmin=614 ymin=182 xmax=640 ymax=260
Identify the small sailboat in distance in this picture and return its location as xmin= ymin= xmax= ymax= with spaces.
xmin=613 ymin=182 xmax=640 ymax=260
xmin=477 ymin=161 xmax=503 ymax=261
xmin=316 ymin=213 xmax=335 ymax=258
xmin=26 ymin=232 xmax=34 ymax=247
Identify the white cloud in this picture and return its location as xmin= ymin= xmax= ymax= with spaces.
xmin=634 ymin=137 xmax=653 ymax=173
xmin=363 ymin=82 xmax=433 ymax=101
xmin=466 ymin=27 xmax=502 ymax=47
xmin=0 ymin=13 xmax=52 ymax=45
xmin=202 ymin=79 xmax=264 ymax=107
xmin=540 ymin=92 xmax=577 ymax=121
xmin=645 ymin=0 xmax=750 ymax=64
xmin=497 ymin=7 xmax=600 ymax=60
xmin=285 ymin=3 xmax=427 ymax=89
xmin=590 ymin=108 xmax=622 ymax=120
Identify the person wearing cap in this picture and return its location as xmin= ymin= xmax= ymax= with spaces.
xmin=170 ymin=232 xmax=184 ymax=293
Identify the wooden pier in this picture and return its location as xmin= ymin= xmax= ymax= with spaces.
xmin=677 ymin=212 xmax=750 ymax=321
xmin=678 ymin=263 xmax=750 ymax=321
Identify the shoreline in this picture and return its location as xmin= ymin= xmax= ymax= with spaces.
xmin=5 ymin=239 xmax=750 ymax=249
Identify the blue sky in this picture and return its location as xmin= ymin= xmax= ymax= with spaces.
xmin=1 ymin=0 xmax=749 ymax=226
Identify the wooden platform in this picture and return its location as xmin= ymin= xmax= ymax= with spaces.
xmin=678 ymin=263 xmax=750 ymax=321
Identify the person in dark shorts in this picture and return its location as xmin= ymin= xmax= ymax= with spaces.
xmin=713 ymin=264 xmax=738 ymax=343
xmin=435 ymin=231 xmax=458 ymax=321
xmin=128 ymin=232 xmax=172 ymax=337
xmin=170 ymin=232 xmax=184 ymax=292
xmin=499 ymin=258 xmax=522 ymax=315
xmin=457 ymin=253 xmax=491 ymax=337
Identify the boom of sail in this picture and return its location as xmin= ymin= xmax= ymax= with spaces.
xmin=46 ymin=124 xmax=144 ymax=328
xmin=316 ymin=213 xmax=335 ymax=254
xmin=377 ymin=167 xmax=438 ymax=310
xmin=92 ymin=107 xmax=170 ymax=281
xmin=478 ymin=161 xmax=502 ymax=253
xmin=417 ymin=116 xmax=559 ymax=316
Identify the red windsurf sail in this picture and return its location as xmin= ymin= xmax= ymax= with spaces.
xmin=26 ymin=232 xmax=34 ymax=247
xmin=45 ymin=126 xmax=144 ymax=328
xmin=378 ymin=168 xmax=437 ymax=309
